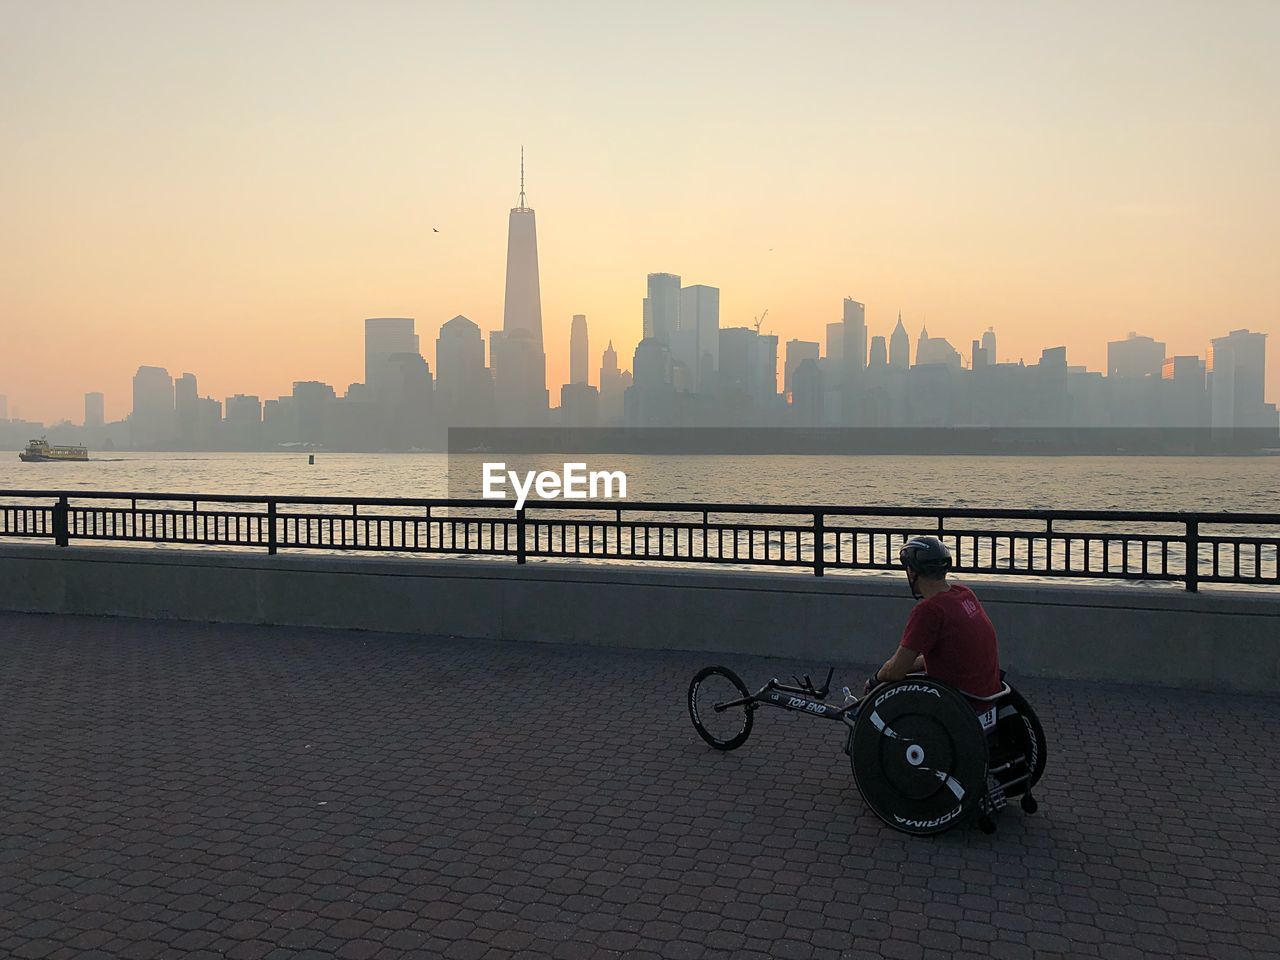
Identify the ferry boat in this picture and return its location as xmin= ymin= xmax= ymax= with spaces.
xmin=19 ymin=438 xmax=89 ymax=462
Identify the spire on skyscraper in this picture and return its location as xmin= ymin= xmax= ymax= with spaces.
xmin=519 ymin=146 xmax=527 ymax=210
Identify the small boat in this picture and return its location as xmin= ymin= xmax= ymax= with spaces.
xmin=19 ymin=437 xmax=89 ymax=462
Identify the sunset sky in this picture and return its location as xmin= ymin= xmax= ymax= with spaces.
xmin=2 ymin=0 xmax=1278 ymax=424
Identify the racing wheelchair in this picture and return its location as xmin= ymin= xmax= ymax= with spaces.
xmin=687 ymin=665 xmax=1047 ymax=836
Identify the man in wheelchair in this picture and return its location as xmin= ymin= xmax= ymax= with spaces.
xmin=864 ymin=535 xmax=1002 ymax=701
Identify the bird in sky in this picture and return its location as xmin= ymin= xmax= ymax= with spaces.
xmin=433 ymin=227 xmax=440 ymax=233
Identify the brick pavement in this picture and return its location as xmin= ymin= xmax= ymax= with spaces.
xmin=0 ymin=611 xmax=1277 ymax=960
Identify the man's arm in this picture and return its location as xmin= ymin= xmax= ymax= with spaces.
xmin=865 ymin=645 xmax=922 ymax=692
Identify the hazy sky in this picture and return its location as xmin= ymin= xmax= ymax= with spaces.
xmin=2 ymin=0 xmax=1278 ymax=423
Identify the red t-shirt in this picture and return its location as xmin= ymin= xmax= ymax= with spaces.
xmin=901 ymin=584 xmax=1002 ymax=698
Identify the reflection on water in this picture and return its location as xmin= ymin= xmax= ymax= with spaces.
xmin=2 ymin=451 xmax=1279 ymax=512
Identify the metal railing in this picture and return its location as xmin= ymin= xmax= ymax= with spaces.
xmin=2 ymin=489 xmax=1278 ymax=591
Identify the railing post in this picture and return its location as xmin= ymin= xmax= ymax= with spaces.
xmin=814 ymin=510 xmax=825 ymax=577
xmin=53 ymin=496 xmax=70 ymax=547
xmin=516 ymin=507 xmax=527 ymax=564
xmin=1185 ymin=517 xmax=1199 ymax=592
xmin=267 ymin=499 xmax=277 ymax=556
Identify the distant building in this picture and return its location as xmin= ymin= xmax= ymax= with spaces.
xmin=84 ymin=392 xmax=104 ymax=429
xmin=559 ymin=383 xmax=599 ymax=427
xmin=720 ymin=327 xmax=779 ymax=409
xmin=625 ymin=338 xmax=676 ymax=426
xmin=598 ymin=341 xmax=630 ymax=424
xmin=224 ymin=394 xmax=262 ymax=449
xmin=493 ymin=162 xmax=548 ymax=426
xmin=784 ymin=339 xmax=820 ymax=397
xmin=981 ymin=327 xmax=997 ymax=364
xmin=646 ymin=273 xmax=681 ymax=346
xmin=915 ymin=328 xmax=962 ymax=369
xmin=569 ymin=314 xmax=589 ymax=385
xmin=130 ymin=365 xmax=175 ymax=449
xmin=678 ymin=284 xmax=719 ymax=393
xmin=436 ymin=315 xmax=493 ymax=426
xmin=365 ymin=318 xmax=419 ymax=405
xmin=1108 ymin=332 xmax=1166 ymax=379
xmin=0 ymin=394 xmax=7 ymax=420
xmin=825 ymin=322 xmax=844 ymax=364
xmin=1161 ymin=356 xmax=1207 ymax=427
xmin=889 ymin=313 xmax=910 ymax=370
xmin=841 ymin=298 xmax=866 ymax=386
xmin=868 ymin=336 xmax=888 ymax=371
xmin=1208 ymin=329 xmax=1273 ymax=429
xmin=292 ymin=380 xmax=336 ymax=447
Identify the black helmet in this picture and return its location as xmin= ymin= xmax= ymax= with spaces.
xmin=899 ymin=536 xmax=952 ymax=577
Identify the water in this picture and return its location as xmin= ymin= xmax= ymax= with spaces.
xmin=2 ymin=451 xmax=1277 ymax=513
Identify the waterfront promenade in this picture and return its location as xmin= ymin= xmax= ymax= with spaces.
xmin=1 ymin=612 xmax=1277 ymax=959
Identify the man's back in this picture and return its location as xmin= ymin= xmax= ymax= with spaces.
xmin=900 ymin=584 xmax=1002 ymax=697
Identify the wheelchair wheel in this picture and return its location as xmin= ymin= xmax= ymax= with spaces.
xmin=688 ymin=665 xmax=753 ymax=751
xmin=996 ymin=685 xmax=1048 ymax=792
xmin=850 ymin=677 xmax=988 ymax=836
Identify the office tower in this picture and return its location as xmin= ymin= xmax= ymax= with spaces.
xmin=365 ymin=318 xmax=419 ymax=405
xmin=868 ymin=336 xmax=888 ymax=370
xmin=916 ymin=333 xmax=963 ymax=369
xmin=719 ymin=328 xmax=779 ymax=406
xmin=131 ymin=365 xmax=175 ymax=449
xmin=0 ymin=394 xmax=7 ymax=420
xmin=825 ymin=322 xmax=844 ymax=364
xmin=1208 ymin=329 xmax=1270 ymax=428
xmin=645 ymin=273 xmax=681 ymax=346
xmin=1107 ymin=333 xmax=1166 ymax=379
xmin=599 ymin=341 xmax=630 ymax=424
xmin=436 ymin=315 xmax=493 ymax=425
xmin=981 ymin=327 xmax=997 ymax=364
xmin=841 ymin=298 xmax=866 ymax=385
xmin=175 ymin=373 xmax=198 ymax=446
xmin=784 ymin=340 xmax=820 ymax=397
xmin=889 ymin=313 xmax=910 ymax=370
xmin=494 ymin=154 xmax=549 ymax=424
xmin=676 ymin=284 xmax=719 ymax=393
xmin=222 ymin=395 xmax=262 ymax=449
xmin=1161 ymin=356 xmax=1207 ymax=428
xmin=292 ymin=381 xmax=336 ymax=446
xmin=570 ymin=315 xmax=589 ymax=385
xmin=625 ymin=338 xmax=676 ymax=426
xmin=84 ymin=392 xmax=104 ymax=429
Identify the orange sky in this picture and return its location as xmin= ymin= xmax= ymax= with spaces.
xmin=2 ymin=1 xmax=1278 ymax=423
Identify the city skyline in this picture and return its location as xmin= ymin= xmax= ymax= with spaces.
xmin=3 ymin=2 xmax=1279 ymax=423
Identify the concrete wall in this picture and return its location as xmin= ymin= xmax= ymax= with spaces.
xmin=1 ymin=543 xmax=1277 ymax=694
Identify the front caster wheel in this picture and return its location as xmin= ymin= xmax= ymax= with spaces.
xmin=1021 ymin=792 xmax=1039 ymax=815
xmin=688 ymin=666 xmax=753 ymax=751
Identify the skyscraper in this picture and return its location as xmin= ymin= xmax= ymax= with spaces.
xmin=131 ymin=365 xmax=175 ymax=449
xmin=598 ymin=340 xmax=631 ymax=424
xmin=1208 ymin=329 xmax=1270 ymax=429
xmin=493 ymin=152 xmax=548 ymax=424
xmin=0 ymin=395 xmax=8 ymax=420
xmin=646 ymin=273 xmax=681 ymax=346
xmin=981 ymin=327 xmax=997 ymax=364
xmin=868 ymin=336 xmax=888 ymax=370
xmin=841 ymin=298 xmax=866 ymax=385
xmin=889 ymin=313 xmax=910 ymax=370
xmin=365 ymin=318 xmax=419 ymax=404
xmin=84 ymin=392 xmax=104 ymax=429
xmin=677 ymin=284 xmax=719 ymax=394
xmin=436 ymin=315 xmax=492 ymax=425
xmin=784 ymin=340 xmax=820 ymax=396
xmin=1108 ymin=333 xmax=1166 ymax=379
xmin=570 ymin=315 xmax=589 ymax=385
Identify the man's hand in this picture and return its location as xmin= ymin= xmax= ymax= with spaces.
xmin=863 ymin=673 xmax=881 ymax=695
